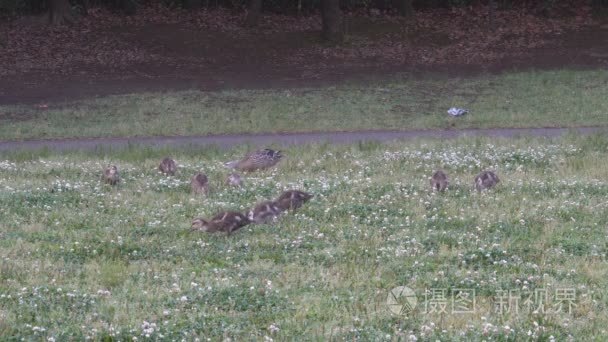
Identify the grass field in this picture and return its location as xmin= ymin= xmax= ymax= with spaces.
xmin=1 ymin=135 xmax=607 ymax=340
xmin=1 ymin=69 xmax=607 ymax=140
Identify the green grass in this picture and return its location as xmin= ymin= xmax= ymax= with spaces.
xmin=1 ymin=135 xmax=608 ymax=340
xmin=1 ymin=69 xmax=607 ymax=140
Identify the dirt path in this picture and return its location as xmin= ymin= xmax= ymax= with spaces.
xmin=0 ymin=127 xmax=605 ymax=152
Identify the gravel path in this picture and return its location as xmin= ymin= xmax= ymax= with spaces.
xmin=0 ymin=127 xmax=606 ymax=152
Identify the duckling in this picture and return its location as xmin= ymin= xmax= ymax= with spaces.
xmin=248 ymin=200 xmax=282 ymax=224
xmin=158 ymin=157 xmax=177 ymax=176
xmin=225 ymin=173 xmax=243 ymax=187
xmin=191 ymin=211 xmax=251 ymax=235
xmin=191 ymin=173 xmax=209 ymax=195
xmin=430 ymin=170 xmax=449 ymax=192
xmin=474 ymin=170 xmax=500 ymax=192
xmin=102 ymin=165 xmax=120 ymax=185
xmin=275 ymin=190 xmax=313 ymax=212
xmin=225 ymin=148 xmax=283 ymax=172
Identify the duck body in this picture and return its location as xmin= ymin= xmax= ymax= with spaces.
xmin=430 ymin=170 xmax=449 ymax=192
xmin=248 ymin=200 xmax=282 ymax=224
xmin=275 ymin=190 xmax=313 ymax=212
xmin=191 ymin=173 xmax=209 ymax=194
xmin=159 ymin=157 xmax=177 ymax=176
xmin=475 ymin=170 xmax=500 ymax=191
xmin=192 ymin=211 xmax=251 ymax=235
xmin=102 ymin=165 xmax=120 ymax=185
xmin=226 ymin=149 xmax=283 ymax=172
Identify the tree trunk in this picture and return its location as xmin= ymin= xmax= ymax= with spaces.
xmin=488 ymin=0 xmax=496 ymax=28
xmin=121 ymin=0 xmax=137 ymax=16
xmin=393 ymin=0 xmax=414 ymax=17
xmin=245 ymin=0 xmax=263 ymax=27
xmin=108 ymin=0 xmax=137 ymax=15
xmin=48 ymin=0 xmax=75 ymax=25
xmin=592 ymin=0 xmax=608 ymax=17
xmin=321 ymin=0 xmax=343 ymax=43
xmin=74 ymin=0 xmax=89 ymax=16
xmin=82 ymin=0 xmax=89 ymax=16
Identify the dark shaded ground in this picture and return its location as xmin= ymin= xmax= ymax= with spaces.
xmin=1 ymin=6 xmax=608 ymax=105
xmin=1 ymin=127 xmax=605 ymax=152
xmin=0 ymin=65 xmax=404 ymax=104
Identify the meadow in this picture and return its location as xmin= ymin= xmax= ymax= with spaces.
xmin=1 ymin=70 xmax=608 ymax=140
xmin=0 ymin=135 xmax=607 ymax=340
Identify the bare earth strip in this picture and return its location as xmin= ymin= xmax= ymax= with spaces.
xmin=0 ymin=127 xmax=606 ymax=152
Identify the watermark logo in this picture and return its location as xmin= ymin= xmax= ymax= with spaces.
xmin=387 ymin=286 xmax=581 ymax=316
xmin=386 ymin=286 xmax=418 ymax=315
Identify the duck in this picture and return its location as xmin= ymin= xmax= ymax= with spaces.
xmin=102 ymin=165 xmax=120 ymax=185
xmin=430 ymin=170 xmax=449 ymax=192
xmin=225 ymin=173 xmax=243 ymax=187
xmin=158 ymin=157 xmax=177 ymax=176
xmin=225 ymin=148 xmax=283 ymax=172
xmin=191 ymin=173 xmax=209 ymax=195
xmin=248 ymin=200 xmax=282 ymax=224
xmin=474 ymin=170 xmax=500 ymax=192
xmin=275 ymin=190 xmax=313 ymax=212
xmin=191 ymin=211 xmax=251 ymax=235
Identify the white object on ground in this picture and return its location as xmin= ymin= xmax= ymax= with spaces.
xmin=447 ymin=107 xmax=469 ymax=116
